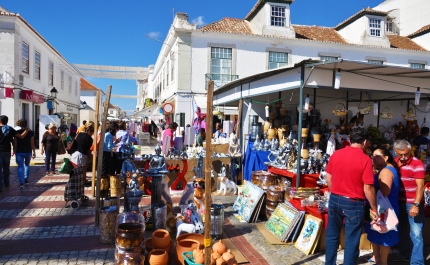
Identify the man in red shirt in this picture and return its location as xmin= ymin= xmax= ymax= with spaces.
xmin=393 ymin=139 xmax=425 ymax=264
xmin=325 ymin=128 xmax=378 ymax=265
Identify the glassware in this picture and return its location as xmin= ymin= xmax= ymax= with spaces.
xmin=210 ymin=204 xmax=225 ymax=240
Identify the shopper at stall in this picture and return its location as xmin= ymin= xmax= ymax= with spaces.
xmin=69 ymin=121 xmax=77 ymax=139
xmin=195 ymin=128 xmax=205 ymax=147
xmin=76 ymin=120 xmax=87 ymax=134
xmin=393 ymin=139 xmax=425 ymax=264
xmin=41 ymin=123 xmax=60 ymax=175
xmin=324 ymin=127 xmax=378 ymax=265
xmin=162 ymin=122 xmax=178 ymax=149
xmin=115 ymin=121 xmax=130 ymax=174
xmin=13 ymin=119 xmax=36 ymax=190
xmin=102 ymin=123 xmax=121 ymax=176
xmin=70 ymin=122 xmax=94 ymax=184
xmin=365 ymin=147 xmax=399 ymax=265
xmin=412 ymin=127 xmax=429 ymax=154
xmin=0 ymin=115 xmax=29 ymax=190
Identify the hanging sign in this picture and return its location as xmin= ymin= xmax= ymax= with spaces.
xmin=163 ymin=103 xmax=173 ymax=114
xmin=21 ymin=90 xmax=44 ymax=103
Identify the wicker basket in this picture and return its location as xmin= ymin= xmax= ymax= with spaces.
xmin=379 ymin=107 xmax=393 ymax=119
xmin=332 ymin=103 xmax=348 ymax=116
xmin=358 ymin=101 xmax=371 ymax=115
xmin=403 ymin=108 xmax=416 ymax=121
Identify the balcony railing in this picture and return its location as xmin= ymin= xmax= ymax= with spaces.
xmin=205 ymin=74 xmax=239 ymax=90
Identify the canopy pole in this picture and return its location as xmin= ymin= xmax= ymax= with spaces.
xmin=91 ymin=90 xmax=100 ymax=196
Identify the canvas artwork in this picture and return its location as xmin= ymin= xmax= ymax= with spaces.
xmin=294 ymin=214 xmax=322 ymax=255
xmin=233 ymin=182 xmax=265 ymax=222
xmin=289 ymin=211 xmax=306 ymax=242
xmin=265 ymin=203 xmax=302 ymax=241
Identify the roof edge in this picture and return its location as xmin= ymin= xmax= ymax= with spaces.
xmin=335 ymin=9 xmax=388 ymax=31
xmin=408 ymin=24 xmax=430 ymax=39
xmin=245 ymin=0 xmax=293 ymax=21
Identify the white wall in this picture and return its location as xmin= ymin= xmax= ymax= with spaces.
xmin=412 ymin=33 xmax=430 ymax=51
xmin=399 ymin=0 xmax=430 ymax=36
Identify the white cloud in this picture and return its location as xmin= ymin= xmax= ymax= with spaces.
xmin=192 ymin=16 xmax=206 ymax=26
xmin=147 ymin=31 xmax=160 ymax=38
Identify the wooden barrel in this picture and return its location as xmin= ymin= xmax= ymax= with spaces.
xmin=110 ymin=175 xmax=123 ymax=197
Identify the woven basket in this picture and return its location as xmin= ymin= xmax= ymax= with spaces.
xmin=379 ymin=107 xmax=393 ymax=119
xmin=332 ymin=103 xmax=348 ymax=116
xmin=358 ymin=101 xmax=371 ymax=115
xmin=403 ymin=108 xmax=416 ymax=121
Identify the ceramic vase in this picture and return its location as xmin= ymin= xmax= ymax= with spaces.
xmin=176 ymin=239 xmax=201 ymax=265
xmin=151 ymin=229 xmax=170 ymax=249
xmin=148 ymin=249 xmax=168 ymax=265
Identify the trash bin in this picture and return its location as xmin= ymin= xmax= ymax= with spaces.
xmin=99 ymin=206 xmax=119 ymax=243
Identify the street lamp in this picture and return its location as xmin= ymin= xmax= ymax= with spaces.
xmin=50 ymin=87 xmax=58 ymax=98
xmin=82 ymin=101 xmax=87 ymax=108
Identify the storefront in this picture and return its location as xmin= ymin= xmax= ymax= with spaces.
xmin=20 ymin=90 xmax=45 ymax=131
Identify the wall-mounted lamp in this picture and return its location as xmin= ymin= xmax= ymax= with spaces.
xmin=415 ymin=87 xmax=421 ymax=105
xmin=373 ymin=102 xmax=378 ymax=116
xmin=334 ymin=69 xmax=341 ymax=89
xmin=50 ymin=87 xmax=58 ymax=98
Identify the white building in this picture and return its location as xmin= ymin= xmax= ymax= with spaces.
xmin=146 ymin=0 xmax=430 ymax=130
xmin=0 ymin=6 xmax=82 ymax=130
xmin=80 ymin=78 xmax=105 ymax=125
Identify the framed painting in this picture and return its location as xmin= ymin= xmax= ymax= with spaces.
xmin=233 ymin=182 xmax=264 ymax=222
xmin=264 ymin=203 xmax=302 ymax=241
xmin=289 ymin=211 xmax=306 ymax=242
xmin=294 ymin=214 xmax=322 ymax=255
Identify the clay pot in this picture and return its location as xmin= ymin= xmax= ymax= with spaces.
xmin=301 ymin=128 xmax=309 ymax=138
xmin=267 ymin=127 xmax=276 ymax=141
xmin=313 ymin=133 xmax=321 ymax=143
xmin=222 ymin=250 xmax=235 ymax=263
xmin=216 ymin=257 xmax=226 ymax=265
xmin=212 ymin=240 xmax=227 ymax=254
xmin=151 ymin=229 xmax=170 ymax=249
xmin=263 ymin=121 xmax=271 ymax=133
xmin=194 ymin=252 xmax=205 ymax=264
xmin=211 ymin=250 xmax=222 ymax=261
xmin=148 ymin=249 xmax=168 ymax=265
xmin=227 ymin=258 xmax=238 ymax=265
xmin=176 ymin=233 xmax=204 ymax=245
xmin=301 ymin=148 xmax=310 ymax=159
xmin=115 ymin=223 xmax=144 ymax=248
xmin=176 ymin=239 xmax=201 ymax=265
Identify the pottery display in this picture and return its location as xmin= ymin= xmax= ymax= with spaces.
xmin=176 ymin=233 xmax=204 ymax=245
xmin=216 ymin=257 xmax=227 ymax=265
xmin=144 ymin=237 xmax=173 ymax=253
xmin=115 ymin=251 xmax=144 ymax=265
xmin=151 ymin=229 xmax=170 ymax=249
xmin=194 ymin=251 xmax=205 ymax=264
xmin=266 ymin=185 xmax=285 ymax=202
xmin=222 ymin=250 xmax=235 ymax=263
xmin=148 ymin=249 xmax=168 ymax=265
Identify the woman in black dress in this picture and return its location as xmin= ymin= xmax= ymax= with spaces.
xmin=41 ymin=123 xmax=59 ymax=174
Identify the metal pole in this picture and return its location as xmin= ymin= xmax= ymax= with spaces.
xmin=296 ymin=65 xmax=304 ymax=188
xmin=91 ymin=91 xmax=100 ymax=196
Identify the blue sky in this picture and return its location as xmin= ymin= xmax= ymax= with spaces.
xmin=2 ymin=0 xmax=382 ymax=112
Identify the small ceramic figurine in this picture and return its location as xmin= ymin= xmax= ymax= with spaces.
xmin=193 ymin=178 xmax=206 ymax=212
xmin=176 ymin=213 xmax=196 ymax=237
xmin=326 ymin=132 xmax=336 ymax=156
xmin=219 ymin=164 xmax=227 ymax=178
xmin=216 ymin=176 xmax=238 ymax=195
xmin=147 ymin=144 xmax=169 ymax=174
xmin=228 ymin=133 xmax=242 ymax=157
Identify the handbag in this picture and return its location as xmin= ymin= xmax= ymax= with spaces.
xmin=57 ymin=141 xmax=66 ymax=155
xmin=66 ymin=137 xmax=78 ymax=155
xmin=371 ymin=190 xmax=399 ymax=233
xmin=59 ymin=158 xmax=72 ymax=174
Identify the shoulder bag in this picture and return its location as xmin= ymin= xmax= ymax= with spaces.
xmin=66 ymin=135 xmax=78 ymax=154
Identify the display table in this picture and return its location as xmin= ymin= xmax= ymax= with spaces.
xmin=267 ymin=166 xmax=320 ymax=187
xmin=203 ymin=142 xmax=229 ymax=154
xmin=243 ymin=149 xmax=270 ymax=181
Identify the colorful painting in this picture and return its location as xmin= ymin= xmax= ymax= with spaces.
xmin=290 ymin=211 xmax=306 ymax=242
xmin=233 ymin=182 xmax=264 ymax=223
xmin=294 ymin=215 xmax=322 ymax=255
xmin=264 ymin=203 xmax=301 ymax=241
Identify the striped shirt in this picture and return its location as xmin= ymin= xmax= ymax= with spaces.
xmin=395 ymin=156 xmax=425 ymax=203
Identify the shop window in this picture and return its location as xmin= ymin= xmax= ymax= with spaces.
xmin=34 ymin=51 xmax=41 ymax=80
xmin=22 ymin=42 xmax=29 ymax=74
xmin=320 ymin=56 xmax=338 ymax=62
xmin=368 ymin=60 xmax=383 ymax=65
xmin=268 ymin=51 xmax=287 ymax=69
xmin=410 ymin=63 xmax=425 ymax=69
xmin=48 ymin=61 xmax=54 ymax=86
xmin=369 ymin=19 xmax=381 ymax=37
xmin=68 ymin=76 xmax=72 ymax=94
xmin=271 ymin=6 xmax=285 ymax=27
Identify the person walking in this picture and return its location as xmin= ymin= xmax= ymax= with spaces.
xmin=393 ymin=139 xmax=425 ymax=264
xmin=41 ymin=123 xmax=60 ymax=175
xmin=13 ymin=119 xmax=36 ymax=190
xmin=102 ymin=123 xmax=120 ymax=176
xmin=70 ymin=122 xmax=94 ymax=184
xmin=0 ymin=115 xmax=29 ymax=191
xmin=69 ymin=121 xmax=77 ymax=139
xmin=365 ymin=147 xmax=400 ymax=265
xmin=114 ymin=122 xmax=129 ymax=174
xmin=324 ymin=128 xmax=378 ymax=265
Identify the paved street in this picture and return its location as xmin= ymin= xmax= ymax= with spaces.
xmin=1 ymin=137 xmax=428 ymax=264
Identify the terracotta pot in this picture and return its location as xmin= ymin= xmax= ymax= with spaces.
xmin=145 ymin=237 xmax=173 ymax=253
xmin=263 ymin=121 xmax=271 ymax=133
xmin=211 ymin=250 xmax=222 ymax=261
xmin=313 ymin=133 xmax=321 ymax=143
xmin=176 ymin=233 xmax=204 ymax=245
xmin=148 ymin=249 xmax=168 ymax=265
xmin=212 ymin=240 xmax=227 ymax=254
xmin=151 ymin=229 xmax=170 ymax=249
xmin=227 ymin=258 xmax=238 ymax=265
xmin=176 ymin=239 xmax=201 ymax=265
xmin=267 ymin=128 xmax=276 ymax=141
xmin=222 ymin=250 xmax=235 ymax=263
xmin=301 ymin=148 xmax=309 ymax=159
xmin=216 ymin=257 xmax=226 ymax=265
xmin=301 ymin=128 xmax=309 ymax=138
xmin=194 ymin=252 xmax=205 ymax=264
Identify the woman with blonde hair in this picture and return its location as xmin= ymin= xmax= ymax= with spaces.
xmin=70 ymin=122 xmax=94 ymax=184
xmin=41 ymin=123 xmax=60 ymax=175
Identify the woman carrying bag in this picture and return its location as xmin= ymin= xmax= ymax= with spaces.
xmin=69 ymin=122 xmax=94 ymax=185
xmin=13 ymin=119 xmax=35 ymax=189
xmin=41 ymin=123 xmax=60 ymax=175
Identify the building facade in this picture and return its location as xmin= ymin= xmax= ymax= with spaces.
xmin=146 ymin=0 xmax=430 ymax=127
xmin=0 ymin=7 xmax=82 ymax=131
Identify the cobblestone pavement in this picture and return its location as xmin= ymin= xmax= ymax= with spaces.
xmin=1 ymin=158 xmax=429 ymax=264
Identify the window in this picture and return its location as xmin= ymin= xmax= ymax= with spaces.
xmin=166 ymin=61 xmax=169 ymax=86
xmin=271 ymin=6 xmax=285 ymax=27
xmin=109 ymin=110 xmax=113 ymax=114
xmin=61 ymin=70 xmax=64 ymax=90
xmin=268 ymin=51 xmax=287 ymax=69
xmin=386 ymin=21 xmax=393 ymax=33
xmin=22 ymin=42 xmax=29 ymax=74
xmin=34 ymin=51 xmax=41 ymax=80
xmin=48 ymin=61 xmax=54 ymax=86
xmin=68 ymin=76 xmax=72 ymax=93
xmin=369 ymin=19 xmax=381 ymax=36
xmin=410 ymin=63 xmax=425 ymax=69
xmin=368 ymin=60 xmax=383 ymax=65
xmin=75 ymin=80 xmax=77 ymax=96
xmin=320 ymin=56 xmax=338 ymax=62
xmin=171 ymin=52 xmax=175 ymax=82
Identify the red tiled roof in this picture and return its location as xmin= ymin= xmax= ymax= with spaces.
xmin=408 ymin=24 xmax=430 ymax=38
xmin=335 ymin=7 xmax=387 ymax=30
xmin=293 ymin=25 xmax=347 ymax=44
xmin=80 ymin=78 xmax=99 ymax=90
xmin=108 ymin=103 xmax=116 ymax=109
xmin=198 ymin=18 xmax=253 ymax=35
xmin=387 ymin=35 xmax=427 ymax=51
